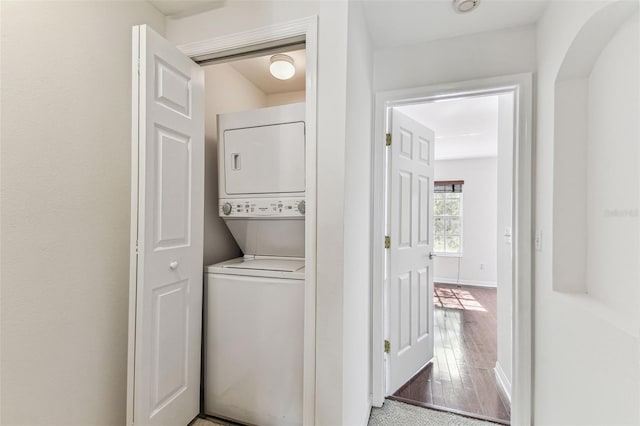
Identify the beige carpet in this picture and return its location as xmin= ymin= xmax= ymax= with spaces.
xmin=193 ymin=400 xmax=499 ymax=426
xmin=191 ymin=417 xmax=235 ymax=426
xmin=369 ymin=400 xmax=500 ymax=426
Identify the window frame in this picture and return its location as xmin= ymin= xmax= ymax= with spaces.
xmin=433 ymin=185 xmax=463 ymax=257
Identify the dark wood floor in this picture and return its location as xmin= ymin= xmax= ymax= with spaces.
xmin=391 ymin=283 xmax=510 ymax=424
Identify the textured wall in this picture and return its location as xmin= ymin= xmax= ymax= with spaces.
xmin=1 ymin=2 xmax=165 ymax=425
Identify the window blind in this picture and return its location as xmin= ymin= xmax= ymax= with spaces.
xmin=434 ymin=180 xmax=464 ymax=193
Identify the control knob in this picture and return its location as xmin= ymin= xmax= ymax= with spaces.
xmin=222 ymin=202 xmax=232 ymax=215
xmin=297 ymin=200 xmax=306 ymax=215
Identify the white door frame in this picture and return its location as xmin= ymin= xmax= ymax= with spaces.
xmin=127 ymin=16 xmax=319 ymax=426
xmin=371 ymin=73 xmax=533 ymax=425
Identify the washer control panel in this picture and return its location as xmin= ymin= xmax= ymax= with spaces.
xmin=220 ymin=197 xmax=306 ymax=218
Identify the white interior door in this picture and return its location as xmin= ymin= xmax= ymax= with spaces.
xmin=127 ymin=25 xmax=204 ymax=426
xmin=387 ymin=109 xmax=435 ymax=394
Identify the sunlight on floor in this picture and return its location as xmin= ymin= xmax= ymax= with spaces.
xmin=434 ymin=286 xmax=487 ymax=312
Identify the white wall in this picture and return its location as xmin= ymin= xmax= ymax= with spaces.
xmin=552 ymin=77 xmax=589 ymax=292
xmin=0 ymin=2 xmax=166 ymax=425
xmin=496 ymin=93 xmax=514 ymax=398
xmin=202 ymin=63 xmax=267 ymax=266
xmin=342 ymin=1 xmax=374 ymax=425
xmin=374 ymin=25 xmax=536 ymax=91
xmin=166 ymin=3 xmax=351 ymax=424
xmin=434 ymin=158 xmax=497 ymax=286
xmin=585 ymin=11 xmax=639 ymax=320
xmin=266 ymin=90 xmax=305 ymax=107
xmin=536 ymin=2 xmax=640 ymax=424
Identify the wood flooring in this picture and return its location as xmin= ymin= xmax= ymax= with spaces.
xmin=391 ymin=283 xmax=510 ymax=424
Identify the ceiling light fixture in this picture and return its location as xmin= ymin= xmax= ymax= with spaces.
xmin=269 ymin=54 xmax=296 ymax=80
xmin=452 ymin=0 xmax=480 ymax=13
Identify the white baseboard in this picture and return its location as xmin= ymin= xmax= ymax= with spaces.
xmin=434 ymin=277 xmax=497 ymax=288
xmin=494 ymin=361 xmax=512 ymax=406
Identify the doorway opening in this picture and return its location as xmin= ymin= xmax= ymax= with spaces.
xmin=199 ymin=47 xmax=307 ymax=426
xmin=371 ymin=74 xmax=533 ymax=426
xmin=127 ymin=17 xmax=319 ymax=426
xmin=386 ymin=94 xmax=514 ymax=424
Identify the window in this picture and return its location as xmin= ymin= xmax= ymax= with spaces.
xmin=434 ymin=180 xmax=463 ymax=256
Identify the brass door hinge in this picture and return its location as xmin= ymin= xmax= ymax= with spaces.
xmin=386 ymin=133 xmax=392 ymax=146
xmin=384 ymin=236 xmax=390 ymax=249
xmin=384 ymin=340 xmax=390 ymax=353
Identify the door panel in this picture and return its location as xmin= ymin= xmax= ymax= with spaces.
xmin=418 ymin=267 xmax=429 ymax=338
xmin=129 ymin=24 xmax=204 ymax=426
xmin=387 ymin=109 xmax=435 ymax=394
xmin=418 ymin=176 xmax=429 ymax=245
xmin=155 ymin=126 xmax=192 ymax=248
xmin=150 ymin=279 xmax=189 ymax=415
xmin=398 ymin=172 xmax=411 ymax=247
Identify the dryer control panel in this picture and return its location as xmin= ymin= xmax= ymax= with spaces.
xmin=220 ymin=197 xmax=305 ymax=218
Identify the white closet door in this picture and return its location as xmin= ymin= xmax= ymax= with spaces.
xmin=387 ymin=109 xmax=435 ymax=394
xmin=127 ymin=24 xmax=204 ymax=426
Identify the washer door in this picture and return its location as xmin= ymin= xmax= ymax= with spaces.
xmin=205 ymin=274 xmax=303 ymax=426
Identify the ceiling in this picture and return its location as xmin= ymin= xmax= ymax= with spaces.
xmin=148 ymin=0 xmax=225 ymax=19
xmin=149 ymin=0 xmax=548 ymax=48
xmin=396 ymin=95 xmax=502 ymax=161
xmin=148 ymin=1 xmax=546 ymax=100
xmin=228 ymin=48 xmax=306 ymax=95
xmin=362 ymin=0 xmax=548 ymax=49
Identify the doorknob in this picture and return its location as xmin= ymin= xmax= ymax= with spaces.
xmin=429 ymin=252 xmax=437 ymax=260
xmin=169 ymin=261 xmax=179 ymax=270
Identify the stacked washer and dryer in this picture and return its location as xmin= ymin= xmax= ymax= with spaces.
xmin=204 ymin=102 xmax=306 ymax=426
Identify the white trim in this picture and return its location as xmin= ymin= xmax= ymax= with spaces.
xmin=126 ymin=25 xmax=141 ymax=426
xmin=434 ymin=278 xmax=497 ymax=288
xmin=371 ymin=73 xmax=533 ymax=426
xmin=494 ymin=361 xmax=512 ymax=405
xmin=176 ymin=17 xmax=312 ymax=59
xmin=175 ymin=17 xmax=319 ymax=426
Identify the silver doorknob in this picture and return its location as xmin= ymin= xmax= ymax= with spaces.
xmin=169 ymin=261 xmax=179 ymax=270
xmin=429 ymin=252 xmax=437 ymax=260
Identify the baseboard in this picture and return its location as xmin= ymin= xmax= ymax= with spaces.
xmin=434 ymin=277 xmax=497 ymax=288
xmin=494 ymin=361 xmax=512 ymax=407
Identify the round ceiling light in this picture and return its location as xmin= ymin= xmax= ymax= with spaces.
xmin=269 ymin=54 xmax=296 ymax=80
xmin=453 ymin=0 xmax=480 ymax=13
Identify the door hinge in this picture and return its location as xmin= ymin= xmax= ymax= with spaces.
xmin=386 ymin=133 xmax=392 ymax=146
xmin=384 ymin=236 xmax=390 ymax=249
xmin=384 ymin=340 xmax=390 ymax=353
xmin=135 ymin=239 xmax=139 ymax=254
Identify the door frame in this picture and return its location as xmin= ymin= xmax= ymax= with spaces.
xmin=127 ymin=16 xmax=318 ymax=426
xmin=371 ymin=73 xmax=533 ymax=425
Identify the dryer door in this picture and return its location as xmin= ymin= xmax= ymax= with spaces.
xmin=224 ymin=122 xmax=305 ymax=195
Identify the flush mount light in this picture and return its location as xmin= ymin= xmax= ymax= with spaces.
xmin=453 ymin=0 xmax=480 ymax=13
xmin=269 ymin=54 xmax=296 ymax=80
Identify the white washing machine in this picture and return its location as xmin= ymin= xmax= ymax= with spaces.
xmin=205 ymin=103 xmax=306 ymax=425
xmin=204 ymin=257 xmax=304 ymax=426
